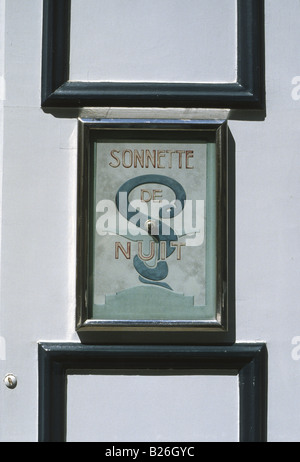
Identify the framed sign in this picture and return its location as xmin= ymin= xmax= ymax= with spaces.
xmin=41 ymin=0 xmax=265 ymax=110
xmin=76 ymin=119 xmax=234 ymax=344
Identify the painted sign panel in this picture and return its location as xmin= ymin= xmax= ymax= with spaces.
xmin=92 ymin=140 xmax=215 ymax=320
xmin=76 ymin=119 xmax=232 ymax=344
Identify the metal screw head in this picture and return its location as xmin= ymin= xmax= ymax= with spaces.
xmin=145 ymin=219 xmax=158 ymax=235
xmin=4 ymin=374 xmax=17 ymax=389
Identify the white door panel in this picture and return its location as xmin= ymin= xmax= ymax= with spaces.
xmin=0 ymin=0 xmax=300 ymax=442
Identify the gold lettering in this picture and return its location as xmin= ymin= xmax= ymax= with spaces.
xmin=134 ymin=149 xmax=144 ymax=168
xmin=145 ymin=149 xmax=156 ymax=168
xmin=122 ymin=149 xmax=133 ymax=168
xmin=171 ymin=241 xmax=186 ymax=260
xmin=141 ymin=189 xmax=163 ymax=202
xmin=138 ymin=241 xmax=155 ymax=261
xmin=141 ymin=189 xmax=152 ymax=202
xmin=153 ymin=189 xmax=162 ymax=202
xmin=157 ymin=150 xmax=166 ymax=168
xmin=160 ymin=241 xmax=166 ymax=260
xmin=109 ymin=150 xmax=121 ymax=168
xmin=166 ymin=150 xmax=175 ymax=168
xmin=186 ymin=150 xmax=194 ymax=169
xmin=109 ymin=147 xmax=195 ymax=169
xmin=176 ymin=150 xmax=185 ymax=169
xmin=115 ymin=242 xmax=131 ymax=259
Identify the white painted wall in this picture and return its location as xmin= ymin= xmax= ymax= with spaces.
xmin=67 ymin=375 xmax=239 ymax=442
xmin=0 ymin=0 xmax=299 ymax=442
xmin=69 ymin=0 xmax=237 ymax=83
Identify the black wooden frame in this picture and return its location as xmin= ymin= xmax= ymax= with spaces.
xmin=38 ymin=342 xmax=268 ymax=442
xmin=76 ymin=118 xmax=235 ymax=346
xmin=41 ymin=0 xmax=265 ymax=109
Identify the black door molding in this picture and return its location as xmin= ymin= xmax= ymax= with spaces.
xmin=38 ymin=342 xmax=268 ymax=442
xmin=41 ymin=0 xmax=265 ymax=110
